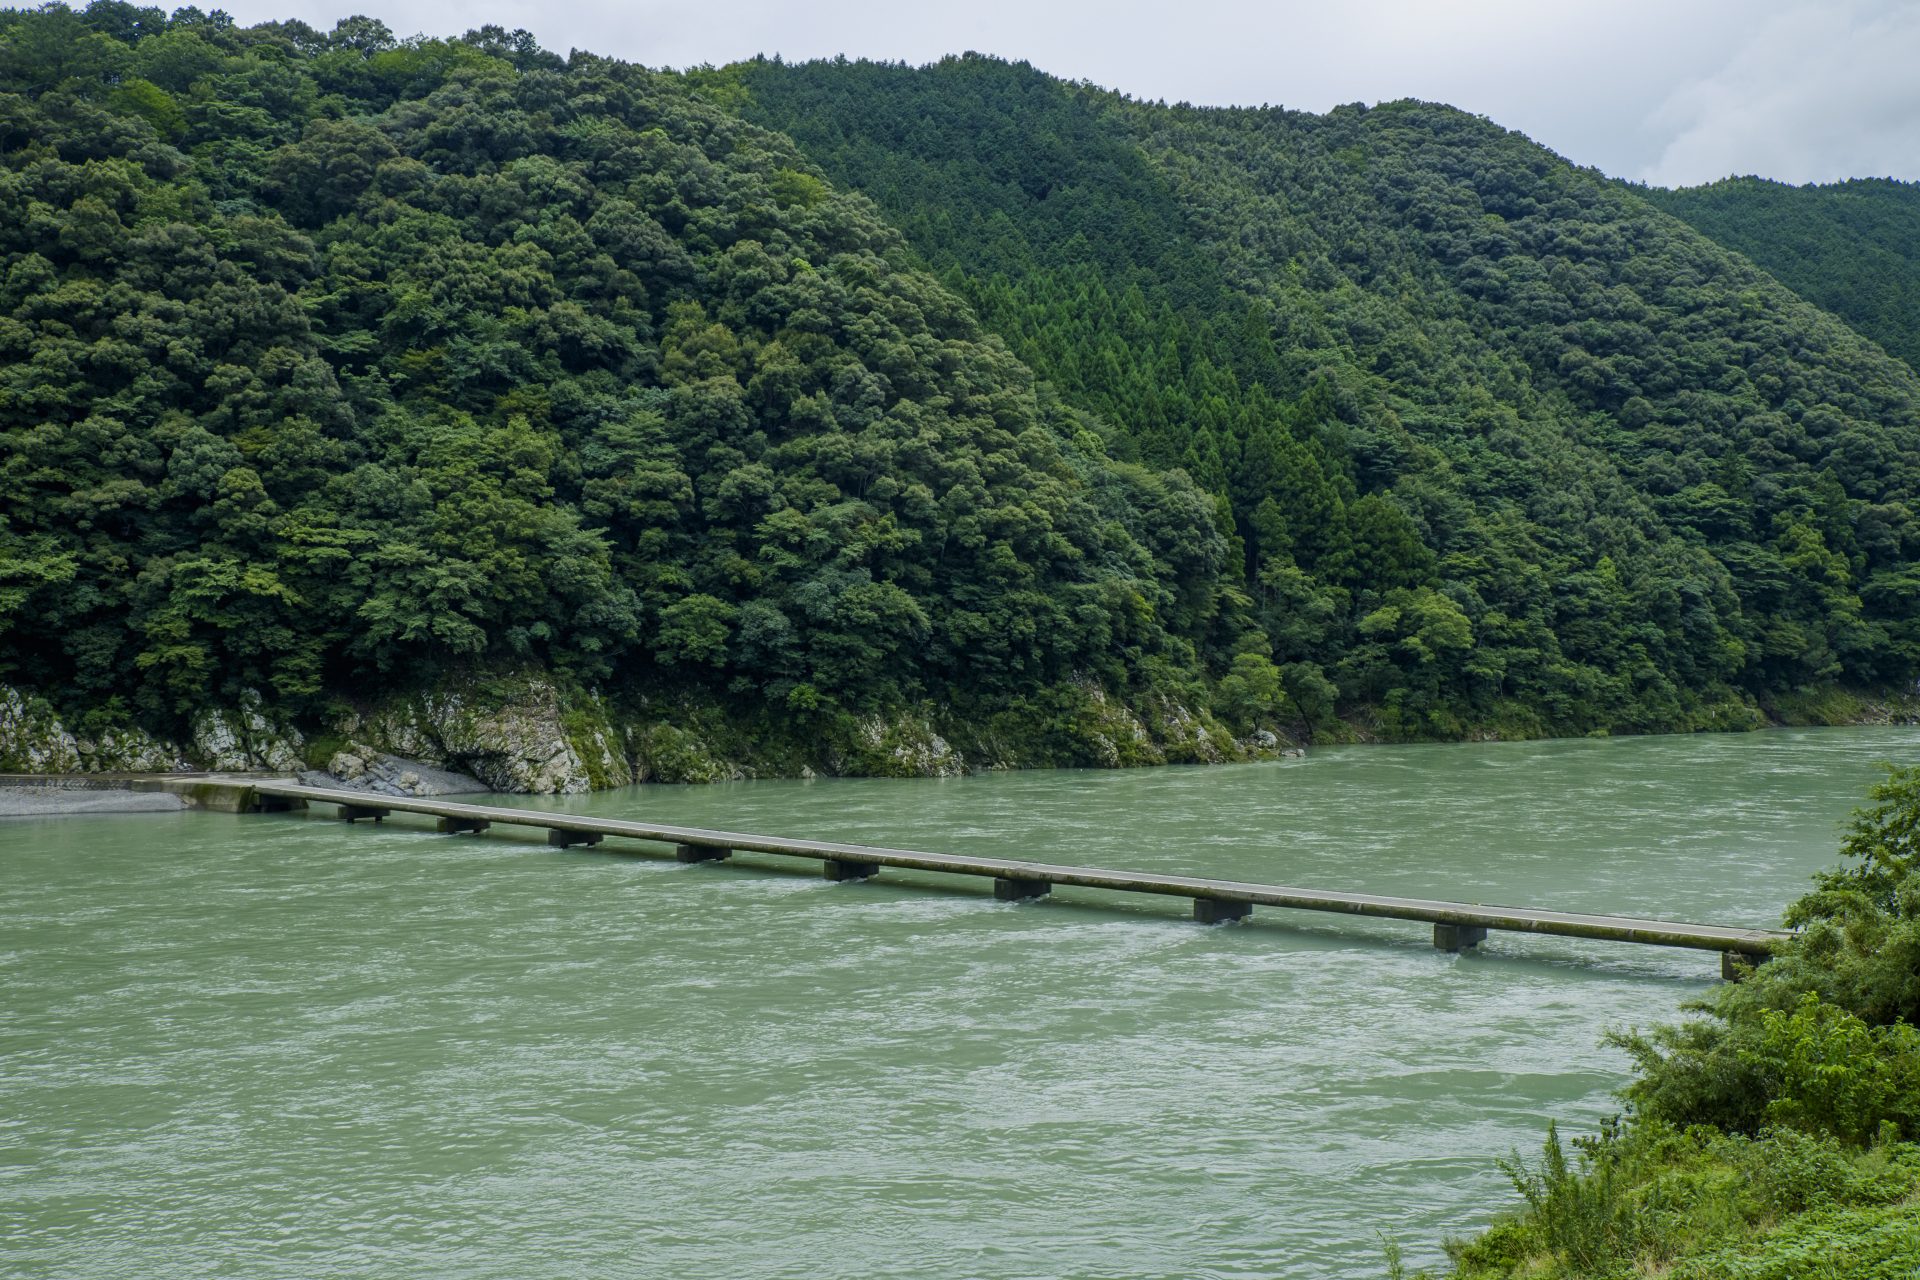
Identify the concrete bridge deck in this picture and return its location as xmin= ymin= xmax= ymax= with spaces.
xmin=215 ymin=780 xmax=1791 ymax=976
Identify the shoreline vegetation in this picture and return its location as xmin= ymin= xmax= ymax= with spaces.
xmin=4 ymin=7 xmax=1920 ymax=1275
xmin=3 ymin=675 xmax=1918 ymax=794
xmin=1407 ymin=766 xmax=1920 ymax=1279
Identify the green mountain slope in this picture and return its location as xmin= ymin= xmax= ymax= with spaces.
xmin=4 ymin=11 xmax=1920 ymax=763
xmin=1644 ymin=176 xmax=1920 ymax=373
xmin=0 ymin=9 xmax=1229 ymax=762
xmin=728 ymin=55 xmax=1920 ymax=737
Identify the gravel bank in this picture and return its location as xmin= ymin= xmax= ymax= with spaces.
xmin=0 ymin=786 xmax=189 ymax=817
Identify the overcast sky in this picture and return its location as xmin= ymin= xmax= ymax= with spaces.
xmin=216 ymin=0 xmax=1920 ymax=187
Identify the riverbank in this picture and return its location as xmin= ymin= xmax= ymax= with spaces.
xmin=1 ymin=676 xmax=1297 ymax=794
xmin=0 ymin=784 xmax=188 ymax=817
xmin=4 ymin=675 xmax=1915 ymax=796
xmin=1419 ymin=763 xmax=1920 ymax=1278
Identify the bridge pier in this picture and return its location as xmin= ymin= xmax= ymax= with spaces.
xmin=824 ymin=858 xmax=879 ymax=882
xmin=225 ymin=781 xmax=1793 ymax=969
xmin=436 ymin=816 xmax=490 ymax=835
xmin=1434 ymin=923 xmax=1488 ymax=952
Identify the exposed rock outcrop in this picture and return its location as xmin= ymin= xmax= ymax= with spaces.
xmin=837 ymin=713 xmax=969 ymax=778
xmin=297 ymin=745 xmax=489 ymax=797
xmin=0 ymin=687 xmax=81 ymax=772
xmin=351 ymin=675 xmax=624 ymax=794
xmin=1140 ymin=694 xmax=1226 ymax=764
xmin=3 ymin=670 xmax=1302 ymax=794
xmin=0 ymin=685 xmax=191 ymax=773
xmin=189 ymin=692 xmax=304 ymax=772
xmin=628 ymin=721 xmax=748 ymax=784
xmin=77 ymin=725 xmax=189 ymax=771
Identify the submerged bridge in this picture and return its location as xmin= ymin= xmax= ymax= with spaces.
xmin=192 ymin=778 xmax=1788 ymax=978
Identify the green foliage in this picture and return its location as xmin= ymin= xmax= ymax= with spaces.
xmin=1740 ymin=995 xmax=1920 ymax=1144
xmin=978 ymin=682 xmax=1163 ymax=769
xmin=5 ymin=15 xmax=1920 ymax=755
xmin=1442 ymin=769 xmax=1920 ymax=1277
xmin=1746 ymin=1125 xmax=1914 ymax=1217
xmin=107 ymin=76 xmax=181 ymax=137
xmin=0 ymin=5 xmax=1226 ymax=744
xmin=1645 ymin=177 xmax=1920 ymax=373
xmin=1215 ymin=650 xmax=1291 ymax=733
xmin=1609 ymin=767 xmax=1920 ymax=1140
xmin=1827 ymin=761 xmax=1920 ymax=916
xmin=732 ymin=56 xmax=1920 ymax=740
xmin=1496 ymin=1121 xmax=1647 ymax=1273
xmin=1669 ymin=1199 xmax=1920 ymax=1280
xmin=1446 ymin=1123 xmax=1920 ymax=1279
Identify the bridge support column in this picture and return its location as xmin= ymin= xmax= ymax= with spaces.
xmin=676 ymin=843 xmax=730 ymax=863
xmin=1194 ymin=899 xmax=1251 ymax=924
xmin=1722 ymin=950 xmax=1770 ymax=982
xmin=1434 ymin=923 xmax=1488 ymax=952
xmin=437 ymin=816 xmax=490 ymax=835
xmin=994 ymin=877 xmax=1050 ymax=901
xmin=337 ymin=803 xmax=389 ymax=822
xmin=547 ymin=829 xmax=603 ymax=849
xmin=824 ymin=858 xmax=879 ymax=882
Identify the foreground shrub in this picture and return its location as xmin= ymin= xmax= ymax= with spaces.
xmin=1431 ymin=767 xmax=1920 ymax=1278
xmin=1613 ymin=765 xmax=1920 ymax=1142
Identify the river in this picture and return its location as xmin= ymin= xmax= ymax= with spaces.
xmin=5 ymin=726 xmax=1918 ymax=1278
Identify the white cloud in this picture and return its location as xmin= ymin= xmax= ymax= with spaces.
xmin=1641 ymin=0 xmax=1920 ymax=185
xmin=210 ymin=0 xmax=1920 ymax=185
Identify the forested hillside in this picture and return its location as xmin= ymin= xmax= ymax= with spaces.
xmin=730 ymin=55 xmax=1920 ymax=741
xmin=1645 ymin=176 xmax=1920 ymax=374
xmin=0 ymin=7 xmax=1238 ymax=767
xmin=3 ymin=11 xmax=1920 ymax=768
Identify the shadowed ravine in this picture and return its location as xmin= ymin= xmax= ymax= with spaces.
xmin=5 ymin=726 xmax=1917 ymax=1279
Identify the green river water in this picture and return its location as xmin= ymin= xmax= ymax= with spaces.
xmin=6 ymin=726 xmax=1920 ymax=1279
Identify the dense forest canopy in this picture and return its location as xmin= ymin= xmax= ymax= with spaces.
xmin=729 ymin=55 xmax=1920 ymax=737
xmin=2 ymin=8 xmax=1919 ymax=753
xmin=1645 ymin=176 xmax=1920 ymax=375
xmin=0 ymin=5 xmax=1229 ymax=751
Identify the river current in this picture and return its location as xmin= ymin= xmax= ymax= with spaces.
xmin=6 ymin=726 xmax=1919 ymax=1278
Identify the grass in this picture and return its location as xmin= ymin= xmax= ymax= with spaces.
xmin=1432 ymin=1125 xmax=1920 ymax=1279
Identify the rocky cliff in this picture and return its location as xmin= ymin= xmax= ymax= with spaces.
xmin=0 ymin=673 xmax=1297 ymax=793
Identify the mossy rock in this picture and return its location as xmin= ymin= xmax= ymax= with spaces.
xmin=633 ymin=723 xmax=740 ymax=784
